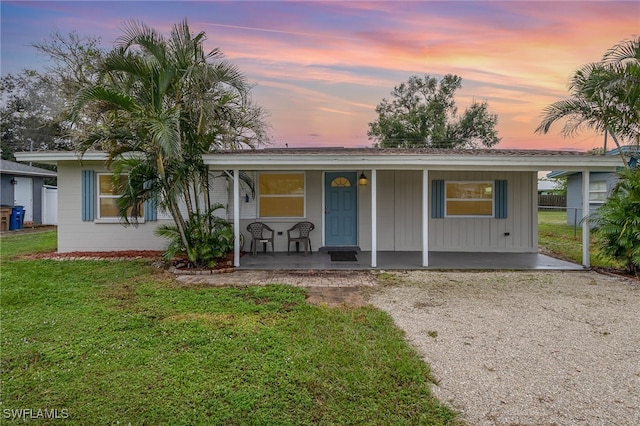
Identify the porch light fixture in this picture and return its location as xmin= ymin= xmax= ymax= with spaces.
xmin=10 ymin=178 xmax=17 ymax=185
xmin=245 ymin=194 xmax=250 ymax=203
xmin=358 ymin=172 xmax=368 ymax=186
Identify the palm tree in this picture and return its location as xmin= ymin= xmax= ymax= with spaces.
xmin=590 ymin=166 xmax=640 ymax=275
xmin=600 ymin=37 xmax=640 ymax=144
xmin=536 ymin=36 xmax=640 ymax=165
xmin=71 ymin=19 xmax=268 ymax=266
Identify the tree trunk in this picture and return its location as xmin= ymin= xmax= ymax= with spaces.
xmin=607 ymin=129 xmax=629 ymax=168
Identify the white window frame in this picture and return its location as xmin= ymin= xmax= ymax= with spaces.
xmin=96 ymin=173 xmax=144 ymax=222
xmin=588 ymin=180 xmax=607 ymax=204
xmin=257 ymin=171 xmax=306 ymax=219
xmin=444 ymin=181 xmax=494 ymax=218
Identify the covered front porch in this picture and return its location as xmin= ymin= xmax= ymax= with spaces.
xmin=202 ymin=148 xmax=622 ymax=271
xmin=238 ymin=250 xmax=584 ymax=271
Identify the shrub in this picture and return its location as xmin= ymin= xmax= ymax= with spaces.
xmin=591 ymin=167 xmax=640 ymax=275
xmin=156 ymin=204 xmax=234 ymax=268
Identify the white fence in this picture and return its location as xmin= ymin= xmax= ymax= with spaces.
xmin=42 ymin=185 xmax=58 ymax=225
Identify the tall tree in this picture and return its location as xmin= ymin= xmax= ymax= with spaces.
xmin=367 ymin=74 xmax=500 ymax=148
xmin=71 ymin=19 xmax=269 ymax=266
xmin=536 ymin=36 xmax=640 ymax=164
xmin=1 ymin=70 xmax=70 ymax=160
xmin=32 ymin=30 xmax=104 ymax=99
xmin=1 ymin=31 xmax=106 ymax=161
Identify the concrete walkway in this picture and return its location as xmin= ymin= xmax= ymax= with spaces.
xmin=174 ymin=252 xmax=584 ymax=307
xmin=175 ymin=270 xmax=377 ymax=307
xmin=175 ymin=269 xmax=378 ymax=287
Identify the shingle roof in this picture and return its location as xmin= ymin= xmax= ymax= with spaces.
xmin=212 ymin=147 xmax=594 ymax=157
xmin=0 ymin=159 xmax=57 ymax=177
xmin=14 ymin=147 xmax=623 ymax=173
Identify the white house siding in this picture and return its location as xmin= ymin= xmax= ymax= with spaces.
xmin=394 ymin=171 xmax=423 ymax=250
xmin=57 ymin=162 xmax=170 ymax=253
xmin=360 ymin=170 xmax=422 ymax=251
xmin=216 ymin=171 xmax=259 ymax=220
xmin=351 ymin=170 xmax=536 ymax=253
xmin=354 ymin=170 xmax=422 ymax=251
xmin=374 ymin=170 xmax=395 ymax=250
xmin=57 ymin=164 xmax=538 ymax=254
xmin=357 ymin=172 xmax=372 ymax=250
xmin=428 ymin=171 xmax=537 ymax=253
xmin=236 ymin=170 xmax=324 ymax=253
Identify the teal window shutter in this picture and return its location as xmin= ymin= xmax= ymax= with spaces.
xmin=144 ymin=198 xmax=157 ymax=221
xmin=81 ymin=170 xmax=95 ymax=221
xmin=431 ymin=180 xmax=445 ymax=218
xmin=143 ymin=180 xmax=157 ymax=221
xmin=495 ymin=180 xmax=508 ymax=219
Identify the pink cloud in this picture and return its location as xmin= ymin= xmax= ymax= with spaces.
xmin=4 ymin=0 xmax=637 ymax=152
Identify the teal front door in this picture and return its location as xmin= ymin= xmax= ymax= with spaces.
xmin=325 ymin=172 xmax=357 ymax=246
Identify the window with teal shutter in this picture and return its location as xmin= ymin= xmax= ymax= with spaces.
xmin=144 ymin=198 xmax=157 ymax=221
xmin=143 ymin=181 xmax=157 ymax=221
xmin=495 ymin=180 xmax=508 ymax=219
xmin=431 ymin=180 xmax=445 ymax=218
xmin=433 ymin=180 xmax=508 ymax=218
xmin=81 ymin=170 xmax=95 ymax=221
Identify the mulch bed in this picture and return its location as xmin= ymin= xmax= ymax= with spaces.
xmin=18 ymin=250 xmax=239 ymax=275
xmin=20 ymin=250 xmax=165 ymax=261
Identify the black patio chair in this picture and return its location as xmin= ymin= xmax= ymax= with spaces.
xmin=246 ymin=222 xmax=275 ymax=256
xmin=287 ymin=221 xmax=315 ymax=256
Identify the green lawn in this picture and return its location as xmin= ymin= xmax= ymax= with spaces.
xmin=0 ymin=231 xmax=459 ymax=425
xmin=538 ymin=210 xmax=622 ymax=268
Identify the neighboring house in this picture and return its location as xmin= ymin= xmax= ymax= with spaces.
xmin=0 ymin=159 xmax=57 ymax=225
xmin=15 ymin=148 xmax=621 ymax=268
xmin=537 ymin=179 xmax=559 ymax=195
xmin=547 ymin=146 xmax=639 ymax=226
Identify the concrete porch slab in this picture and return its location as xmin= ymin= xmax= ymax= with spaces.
xmin=238 ymin=251 xmax=584 ymax=271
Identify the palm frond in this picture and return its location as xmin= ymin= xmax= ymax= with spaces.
xmin=115 ymin=20 xmax=167 ymax=65
xmin=602 ymin=36 xmax=640 ymax=65
xmin=148 ymin=111 xmax=181 ymax=159
xmin=71 ymin=85 xmax=138 ymax=122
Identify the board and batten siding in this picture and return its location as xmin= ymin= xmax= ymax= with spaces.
xmin=358 ymin=170 xmax=535 ymax=252
xmin=374 ymin=170 xmax=422 ymax=251
xmin=57 ymin=162 xmax=169 ymax=253
xmin=357 ymin=170 xmax=422 ymax=251
xmin=429 ymin=170 xmax=537 ymax=252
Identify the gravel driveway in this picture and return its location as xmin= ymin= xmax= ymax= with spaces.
xmin=367 ymin=270 xmax=640 ymax=426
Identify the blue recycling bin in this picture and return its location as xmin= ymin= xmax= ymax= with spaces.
xmin=9 ymin=206 xmax=24 ymax=230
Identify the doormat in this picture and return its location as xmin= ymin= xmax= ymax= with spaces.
xmin=328 ymin=251 xmax=358 ymax=262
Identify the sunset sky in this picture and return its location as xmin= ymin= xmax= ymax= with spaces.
xmin=2 ymin=1 xmax=638 ymax=151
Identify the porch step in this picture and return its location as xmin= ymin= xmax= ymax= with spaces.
xmin=319 ymin=246 xmax=361 ymax=253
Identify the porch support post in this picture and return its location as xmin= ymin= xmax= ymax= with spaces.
xmin=233 ymin=169 xmax=241 ymax=267
xmin=422 ymin=169 xmax=429 ymax=267
xmin=371 ymin=169 xmax=377 ymax=268
xmin=582 ymin=170 xmax=590 ymax=268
